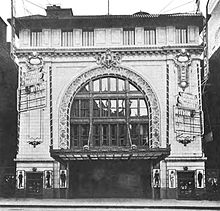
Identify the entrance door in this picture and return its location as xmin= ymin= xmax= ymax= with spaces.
xmin=69 ymin=160 xmax=151 ymax=198
xmin=177 ymin=171 xmax=195 ymax=199
xmin=26 ymin=172 xmax=43 ymax=198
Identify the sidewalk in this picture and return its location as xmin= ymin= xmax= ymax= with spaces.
xmin=0 ymin=198 xmax=220 ymax=209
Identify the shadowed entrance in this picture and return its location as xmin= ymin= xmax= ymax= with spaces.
xmin=69 ymin=160 xmax=151 ymax=198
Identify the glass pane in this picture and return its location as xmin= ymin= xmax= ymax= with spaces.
xmin=140 ymin=99 xmax=148 ymax=117
xmin=130 ymin=124 xmax=139 ymax=145
xmin=93 ymin=125 xmax=100 ymax=146
xmin=81 ymin=100 xmax=90 ymax=117
xmin=110 ymin=124 xmax=117 ymax=146
xmin=93 ymin=79 xmax=100 ymax=92
xmin=71 ymin=125 xmax=79 ymax=147
xmin=102 ymin=124 xmax=109 ymax=146
xmin=79 ymin=84 xmax=89 ymax=93
xmin=101 ymin=78 xmax=108 ymax=91
xmin=93 ymin=99 xmax=100 ymax=117
xmin=129 ymin=82 xmax=138 ymax=91
xmin=109 ymin=78 xmax=117 ymax=91
xmin=81 ymin=124 xmax=89 ymax=146
xmin=129 ymin=99 xmax=138 ymax=117
xmin=101 ymin=99 xmax=108 ymax=117
xmin=71 ymin=100 xmax=79 ymax=117
xmin=140 ymin=124 xmax=148 ymax=146
xmin=118 ymin=79 xmax=125 ymax=91
xmin=119 ymin=124 xmax=126 ymax=146
xmin=110 ymin=100 xmax=117 ymax=117
xmin=118 ymin=99 xmax=126 ymax=117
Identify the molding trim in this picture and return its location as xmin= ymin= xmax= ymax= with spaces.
xmin=16 ymin=45 xmax=203 ymax=58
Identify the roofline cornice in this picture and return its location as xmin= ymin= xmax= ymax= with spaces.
xmin=16 ymin=45 xmax=204 ymax=59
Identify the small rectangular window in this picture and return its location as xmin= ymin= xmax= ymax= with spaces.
xmin=102 ymin=124 xmax=109 ymax=146
xmin=61 ymin=30 xmax=73 ymax=47
xmin=72 ymin=100 xmax=79 ymax=117
xmin=110 ymin=124 xmax=117 ymax=146
xmin=144 ymin=29 xmax=156 ymax=45
xmin=93 ymin=124 xmax=100 ymax=146
xmin=118 ymin=99 xmax=126 ymax=117
xmin=110 ymin=100 xmax=117 ymax=117
xmin=123 ymin=29 xmax=135 ymax=45
xmin=176 ymin=28 xmax=188 ymax=44
xmin=31 ymin=30 xmax=42 ymax=47
xmin=139 ymin=99 xmax=148 ymax=117
xmin=81 ymin=124 xmax=89 ymax=146
xmin=82 ymin=30 xmax=94 ymax=46
xmin=101 ymin=99 xmax=108 ymax=117
xmin=81 ymin=100 xmax=90 ymax=117
xmin=93 ymin=99 xmax=100 ymax=117
xmin=119 ymin=124 xmax=126 ymax=146
xmin=71 ymin=124 xmax=79 ymax=147
xmin=129 ymin=99 xmax=138 ymax=117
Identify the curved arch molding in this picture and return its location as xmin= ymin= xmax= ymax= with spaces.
xmin=58 ymin=66 xmax=161 ymax=149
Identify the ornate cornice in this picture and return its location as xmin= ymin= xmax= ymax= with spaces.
xmin=58 ymin=66 xmax=161 ymax=150
xmin=15 ymin=45 xmax=203 ymax=59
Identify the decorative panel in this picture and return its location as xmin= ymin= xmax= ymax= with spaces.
xmin=94 ymin=29 xmax=106 ymax=45
xmin=111 ymin=28 xmax=123 ymax=45
xmin=42 ymin=29 xmax=51 ymax=47
xmin=52 ymin=29 xmax=61 ymax=47
xmin=73 ymin=29 xmax=82 ymax=46
xmin=156 ymin=27 xmax=167 ymax=45
xmin=135 ymin=27 xmax=144 ymax=45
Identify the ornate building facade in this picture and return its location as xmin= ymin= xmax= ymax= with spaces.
xmin=14 ymin=5 xmax=204 ymax=199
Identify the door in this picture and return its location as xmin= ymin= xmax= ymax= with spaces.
xmin=26 ymin=172 xmax=43 ymax=198
xmin=177 ymin=171 xmax=195 ymax=199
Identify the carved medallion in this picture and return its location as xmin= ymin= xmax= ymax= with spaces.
xmin=96 ymin=49 xmax=121 ymax=68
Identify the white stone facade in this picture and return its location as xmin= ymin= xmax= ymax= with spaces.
xmin=15 ymin=9 xmax=205 ymax=199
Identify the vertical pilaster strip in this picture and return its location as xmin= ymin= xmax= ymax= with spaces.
xmin=49 ymin=66 xmax=53 ymax=147
xmin=17 ymin=66 xmax=22 ymax=150
xmin=166 ymin=64 xmax=170 ymax=146
xmin=197 ymin=63 xmax=204 ymax=135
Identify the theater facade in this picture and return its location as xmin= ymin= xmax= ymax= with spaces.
xmin=14 ymin=5 xmax=205 ymax=199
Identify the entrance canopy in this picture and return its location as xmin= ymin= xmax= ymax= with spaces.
xmin=50 ymin=146 xmax=170 ymax=162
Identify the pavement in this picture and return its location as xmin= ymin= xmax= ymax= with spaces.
xmin=0 ymin=198 xmax=220 ymax=209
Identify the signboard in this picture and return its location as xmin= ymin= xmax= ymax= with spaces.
xmin=18 ymin=53 xmax=46 ymax=112
xmin=174 ymin=106 xmax=201 ymax=135
xmin=177 ymin=92 xmax=198 ymax=110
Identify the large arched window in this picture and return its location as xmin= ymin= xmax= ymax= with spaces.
xmin=70 ymin=76 xmax=150 ymax=148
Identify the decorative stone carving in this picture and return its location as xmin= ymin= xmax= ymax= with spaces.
xmin=174 ymin=49 xmax=192 ymax=90
xmin=58 ymin=66 xmax=161 ymax=149
xmin=27 ymin=138 xmax=43 ymax=148
xmin=96 ymin=49 xmax=121 ymax=69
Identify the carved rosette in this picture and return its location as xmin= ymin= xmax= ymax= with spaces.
xmin=58 ymin=66 xmax=160 ymax=149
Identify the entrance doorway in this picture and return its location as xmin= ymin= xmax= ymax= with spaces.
xmin=177 ymin=171 xmax=195 ymax=199
xmin=69 ymin=160 xmax=151 ymax=198
xmin=26 ymin=172 xmax=43 ymax=198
